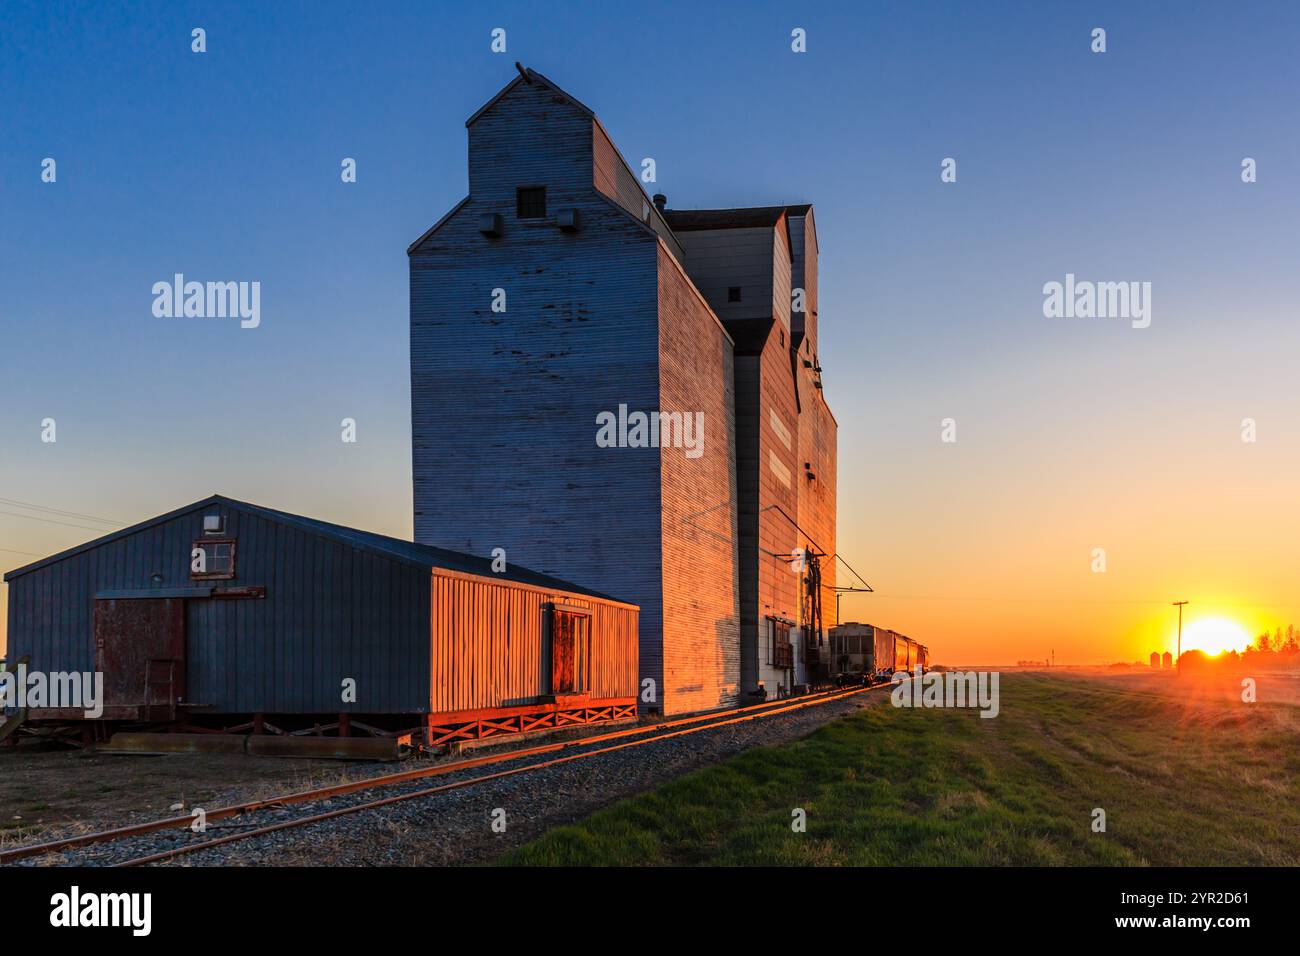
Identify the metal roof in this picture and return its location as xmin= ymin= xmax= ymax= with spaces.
xmin=663 ymin=204 xmax=812 ymax=232
xmin=465 ymin=67 xmax=595 ymax=127
xmin=3 ymin=494 xmax=625 ymax=603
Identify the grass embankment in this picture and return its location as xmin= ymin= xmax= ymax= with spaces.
xmin=504 ymin=673 xmax=1300 ymax=865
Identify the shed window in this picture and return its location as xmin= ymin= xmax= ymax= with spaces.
xmin=191 ymin=539 xmax=236 ymax=580
xmin=516 ymin=186 xmax=547 ymax=219
xmin=728 ymin=286 xmax=742 ymax=303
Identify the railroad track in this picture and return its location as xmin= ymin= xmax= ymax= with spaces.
xmin=0 ymin=681 xmax=890 ymax=867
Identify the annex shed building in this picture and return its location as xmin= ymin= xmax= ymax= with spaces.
xmin=3 ymin=495 xmax=639 ymax=747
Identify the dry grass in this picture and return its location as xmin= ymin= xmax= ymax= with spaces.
xmin=0 ymin=748 xmax=393 ymax=849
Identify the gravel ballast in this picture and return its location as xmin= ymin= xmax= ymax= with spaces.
xmin=11 ymin=689 xmax=890 ymax=867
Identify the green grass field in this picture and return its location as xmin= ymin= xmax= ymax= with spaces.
xmin=504 ymin=673 xmax=1300 ymax=866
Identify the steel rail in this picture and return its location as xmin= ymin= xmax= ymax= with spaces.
xmin=118 ymin=682 xmax=884 ymax=866
xmin=0 ymin=682 xmax=879 ymax=864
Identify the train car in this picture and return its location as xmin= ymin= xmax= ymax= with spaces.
xmin=828 ymin=623 xmax=876 ymax=685
xmin=829 ymin=624 xmax=931 ymax=685
xmin=894 ymin=633 xmax=912 ymax=673
xmin=874 ymin=628 xmax=896 ymax=681
xmin=893 ymin=634 xmax=933 ymax=676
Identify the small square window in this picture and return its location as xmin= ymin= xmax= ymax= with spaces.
xmin=192 ymin=539 xmax=236 ymax=580
xmin=727 ymin=287 xmax=742 ymax=303
xmin=202 ymin=514 xmax=225 ymax=535
xmin=516 ymin=186 xmax=547 ymax=219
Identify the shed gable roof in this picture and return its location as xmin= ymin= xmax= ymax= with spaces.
xmin=3 ymin=495 xmax=624 ymax=602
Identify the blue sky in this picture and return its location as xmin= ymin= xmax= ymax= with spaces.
xmin=3 ymin=1 xmax=1298 ymax=661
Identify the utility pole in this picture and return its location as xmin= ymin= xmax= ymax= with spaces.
xmin=1172 ymin=601 xmax=1188 ymax=674
xmin=831 ymin=585 xmax=872 ymax=626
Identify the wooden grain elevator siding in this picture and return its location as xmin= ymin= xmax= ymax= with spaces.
xmin=657 ymin=246 xmax=742 ymax=711
xmin=409 ymin=76 xmax=741 ymax=714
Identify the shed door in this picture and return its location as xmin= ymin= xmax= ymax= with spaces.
xmin=551 ymin=610 xmax=589 ymax=696
xmin=94 ymin=598 xmax=186 ymax=714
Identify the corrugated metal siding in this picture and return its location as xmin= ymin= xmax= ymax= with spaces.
xmin=428 ymin=570 xmax=637 ymax=714
xmin=895 ymin=635 xmax=912 ymax=672
xmin=5 ymin=502 xmax=432 ymax=715
xmin=876 ymin=628 xmax=896 ymax=673
xmin=179 ymin=510 xmax=433 ymax=714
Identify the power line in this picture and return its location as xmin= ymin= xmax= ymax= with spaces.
xmin=832 ymin=553 xmax=873 ymax=592
xmin=0 ymin=546 xmax=44 ymax=558
xmin=0 ymin=509 xmax=115 ymax=533
xmin=0 ymin=497 xmax=123 ymax=526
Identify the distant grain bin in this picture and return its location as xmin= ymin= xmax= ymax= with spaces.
xmin=1149 ymin=651 xmax=1160 ymax=669
xmin=1161 ymin=651 xmax=1173 ymax=669
xmin=3 ymin=495 xmax=639 ymax=749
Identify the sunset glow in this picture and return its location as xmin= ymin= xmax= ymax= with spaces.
xmin=1178 ymin=617 xmax=1252 ymax=657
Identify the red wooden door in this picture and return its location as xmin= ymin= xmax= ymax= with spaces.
xmin=552 ymin=611 xmax=576 ymax=695
xmin=94 ymin=598 xmax=185 ymax=716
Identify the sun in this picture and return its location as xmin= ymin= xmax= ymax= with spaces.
xmin=1179 ymin=617 xmax=1252 ymax=656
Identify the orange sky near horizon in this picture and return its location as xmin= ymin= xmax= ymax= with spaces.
xmin=3 ymin=325 xmax=1298 ymax=667
xmin=2 ymin=453 xmax=1293 ymax=668
xmin=834 ymin=346 xmax=1300 ymax=666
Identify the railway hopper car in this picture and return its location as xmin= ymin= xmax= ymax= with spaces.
xmin=828 ymin=623 xmax=879 ymax=685
xmin=829 ymin=623 xmax=930 ymax=685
